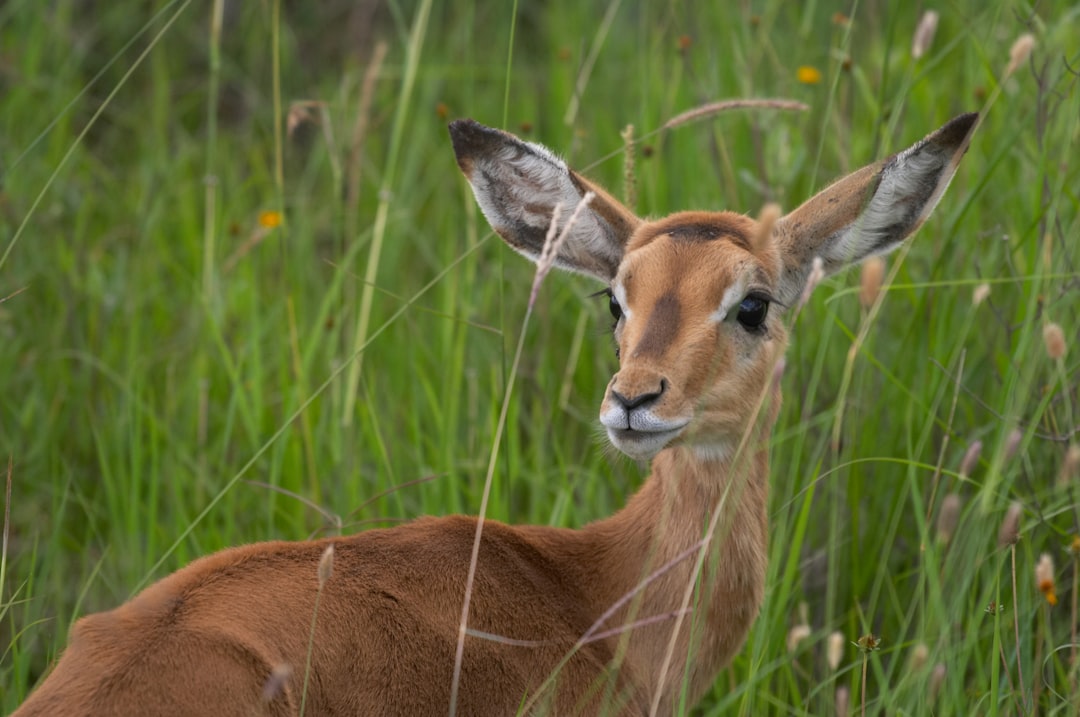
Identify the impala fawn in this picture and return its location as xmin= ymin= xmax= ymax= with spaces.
xmin=14 ymin=113 xmax=976 ymax=716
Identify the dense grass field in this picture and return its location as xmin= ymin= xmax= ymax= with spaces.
xmin=2 ymin=0 xmax=1078 ymax=713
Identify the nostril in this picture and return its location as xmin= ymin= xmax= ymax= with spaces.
xmin=611 ymin=379 xmax=667 ymax=411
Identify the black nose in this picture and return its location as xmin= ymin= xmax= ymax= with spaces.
xmin=610 ymin=379 xmax=667 ymax=410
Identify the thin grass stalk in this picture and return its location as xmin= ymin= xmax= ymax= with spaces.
xmin=0 ymin=0 xmax=194 ymax=273
xmin=342 ymin=0 xmax=433 ymax=427
xmin=450 ymin=195 xmax=592 ymax=716
xmin=134 ymin=237 xmax=487 ymax=592
xmin=271 ymin=0 xmax=284 ymax=206
xmin=300 ymin=544 xmax=335 ymax=716
xmin=0 ymin=457 xmax=11 ymax=609
xmin=648 ymin=352 xmax=781 ymax=716
xmin=202 ymin=0 xmax=223 ymax=308
xmin=1011 ymin=544 xmax=1029 ymax=710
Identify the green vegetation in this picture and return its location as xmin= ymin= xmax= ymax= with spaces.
xmin=2 ymin=0 xmax=1077 ymax=713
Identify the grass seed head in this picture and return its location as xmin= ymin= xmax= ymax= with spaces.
xmin=911 ymin=11 xmax=939 ymax=59
xmin=909 ymin=642 xmax=930 ymax=671
xmin=262 ymin=663 xmax=293 ymax=702
xmin=835 ymin=686 xmax=849 ymax=716
xmin=318 ymin=543 xmax=335 ymax=587
xmin=936 ymin=493 xmax=962 ymax=544
xmin=1035 ymin=552 xmax=1057 ymax=606
xmin=1005 ymin=33 xmax=1036 ymax=78
xmin=1004 ymin=428 xmax=1023 ymax=461
xmin=929 ymin=663 xmax=947 ymax=701
xmin=826 ymin=631 xmax=845 ymax=670
xmin=997 ymin=501 xmax=1022 ymax=547
xmin=859 ymin=256 xmax=886 ymax=308
xmin=959 ymin=440 xmax=982 ymax=478
xmin=787 ymin=624 xmax=811 ymax=653
xmin=753 ymin=203 xmax=781 ymax=255
xmin=972 ymin=282 xmax=990 ymax=307
xmin=799 ymin=256 xmax=826 ymax=309
xmin=1042 ymin=322 xmax=1066 ymax=360
xmin=1059 ymin=444 xmax=1080 ymax=487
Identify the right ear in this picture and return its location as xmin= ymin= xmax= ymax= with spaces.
xmin=449 ymin=119 xmax=640 ymax=282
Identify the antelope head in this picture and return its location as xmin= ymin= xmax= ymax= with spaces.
xmin=450 ymin=115 xmax=977 ymax=463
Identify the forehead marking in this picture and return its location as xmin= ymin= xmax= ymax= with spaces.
xmin=633 ymin=291 xmax=681 ymax=359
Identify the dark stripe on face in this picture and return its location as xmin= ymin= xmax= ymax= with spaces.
xmin=665 ymin=221 xmax=751 ymax=250
xmin=633 ymin=291 xmax=680 ymax=358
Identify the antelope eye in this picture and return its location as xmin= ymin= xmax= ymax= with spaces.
xmin=608 ymin=291 xmax=623 ymax=321
xmin=736 ymin=295 xmax=769 ymax=331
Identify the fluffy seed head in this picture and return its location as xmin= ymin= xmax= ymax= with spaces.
xmin=959 ymin=440 xmax=982 ymax=478
xmin=910 ymin=642 xmax=930 ymax=671
xmin=787 ymin=624 xmax=812 ymax=653
xmin=1035 ymin=552 xmax=1057 ymax=606
xmin=262 ymin=663 xmax=293 ymax=702
xmin=859 ymin=256 xmax=886 ymax=308
xmin=936 ymin=493 xmax=962 ymax=544
xmin=1060 ymin=444 xmax=1080 ymax=486
xmin=753 ymin=203 xmax=781 ymax=255
xmin=997 ymin=501 xmax=1022 ymax=548
xmin=1006 ymin=34 xmax=1036 ymax=77
xmin=835 ymin=686 xmax=850 ymax=716
xmin=930 ymin=663 xmax=947 ymax=701
xmin=911 ymin=11 xmax=939 ymax=59
xmin=318 ymin=543 xmax=335 ymax=587
xmin=826 ymin=631 xmax=845 ymax=670
xmin=1004 ymin=428 xmax=1023 ymax=461
xmin=1043 ymin=322 xmax=1066 ymax=360
xmin=972 ymin=283 xmax=990 ymax=307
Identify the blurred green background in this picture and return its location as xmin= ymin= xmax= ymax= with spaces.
xmin=1 ymin=0 xmax=1078 ymax=713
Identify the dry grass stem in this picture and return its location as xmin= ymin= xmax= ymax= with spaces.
xmin=621 ymin=124 xmax=636 ymax=208
xmin=835 ymin=686 xmax=849 ymax=717
xmin=661 ymin=99 xmax=809 ymax=130
xmin=530 ymin=193 xmax=595 ymax=308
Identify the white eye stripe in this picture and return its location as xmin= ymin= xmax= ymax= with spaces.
xmin=709 ymin=278 xmax=748 ymax=323
xmin=611 ymin=282 xmax=633 ymax=321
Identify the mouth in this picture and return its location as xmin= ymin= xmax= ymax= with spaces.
xmin=606 ymin=426 xmax=685 ymax=461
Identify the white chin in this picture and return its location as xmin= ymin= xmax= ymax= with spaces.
xmin=606 ymin=428 xmax=682 ymax=461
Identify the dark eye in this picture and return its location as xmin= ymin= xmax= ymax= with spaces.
xmin=736 ymin=295 xmax=769 ymax=331
xmin=608 ymin=291 xmax=623 ymax=321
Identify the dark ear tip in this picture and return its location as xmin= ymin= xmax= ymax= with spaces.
xmin=933 ymin=112 xmax=979 ymax=148
xmin=448 ymin=118 xmax=507 ymax=162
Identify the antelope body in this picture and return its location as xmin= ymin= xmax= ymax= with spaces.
xmin=14 ymin=113 xmax=976 ymax=716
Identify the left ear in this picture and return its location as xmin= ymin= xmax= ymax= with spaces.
xmin=773 ymin=113 xmax=978 ymax=305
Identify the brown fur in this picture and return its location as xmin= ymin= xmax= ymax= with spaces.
xmin=15 ymin=114 xmax=976 ymax=716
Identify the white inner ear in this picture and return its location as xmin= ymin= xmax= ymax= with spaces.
xmin=710 ymin=277 xmax=748 ymax=323
xmin=470 ymin=142 xmax=584 ymax=252
xmin=835 ymin=145 xmax=947 ymax=263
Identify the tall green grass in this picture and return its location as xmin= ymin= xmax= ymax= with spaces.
xmin=1 ymin=1 xmax=1077 ymax=713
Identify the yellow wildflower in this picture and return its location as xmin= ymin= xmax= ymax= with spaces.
xmin=797 ymin=66 xmax=822 ymax=84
